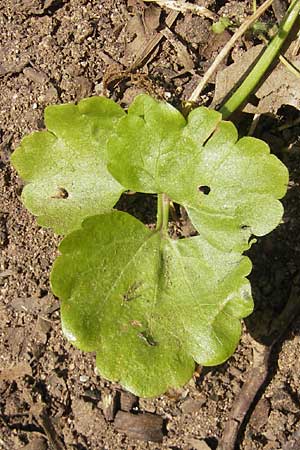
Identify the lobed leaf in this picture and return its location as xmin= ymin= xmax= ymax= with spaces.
xmin=51 ymin=211 xmax=253 ymax=397
xmin=108 ymin=95 xmax=288 ymax=252
xmin=12 ymin=94 xmax=288 ymax=397
xmin=11 ymin=97 xmax=126 ymax=234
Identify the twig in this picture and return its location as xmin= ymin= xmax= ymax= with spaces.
xmin=248 ymin=113 xmax=261 ymax=136
xmin=219 ymin=342 xmax=272 ymax=450
xmin=218 ymin=285 xmax=300 ymax=450
xmin=279 ymin=54 xmax=300 ymax=78
xmin=143 ymin=0 xmax=218 ymax=21
xmin=291 ymin=30 xmax=300 ymax=57
xmin=188 ymin=0 xmax=274 ymax=103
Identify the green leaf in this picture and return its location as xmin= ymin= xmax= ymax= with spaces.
xmin=51 ymin=211 xmax=253 ymax=397
xmin=108 ymin=94 xmax=288 ymax=251
xmin=13 ymin=94 xmax=288 ymax=397
xmin=11 ymin=97 xmax=126 ymax=234
xmin=211 ymin=17 xmax=232 ymax=34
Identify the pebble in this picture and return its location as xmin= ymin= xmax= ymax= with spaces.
xmin=74 ymin=21 xmax=94 ymax=43
xmin=23 ymin=437 xmax=47 ymax=450
xmin=23 ymin=67 xmax=49 ymax=84
xmin=180 ymin=396 xmax=206 ymax=414
xmin=79 ymin=375 xmax=89 ymax=383
xmin=139 ymin=398 xmax=156 ymax=413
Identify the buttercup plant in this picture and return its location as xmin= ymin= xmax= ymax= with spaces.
xmin=11 ymin=94 xmax=288 ymax=397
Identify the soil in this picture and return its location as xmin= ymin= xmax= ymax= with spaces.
xmin=1 ymin=1 xmax=300 ymax=450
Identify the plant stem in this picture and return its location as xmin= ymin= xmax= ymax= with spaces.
xmin=161 ymin=193 xmax=170 ymax=234
xmin=219 ymin=0 xmax=300 ymax=119
xmin=156 ymin=193 xmax=170 ymax=235
xmin=156 ymin=193 xmax=163 ymax=231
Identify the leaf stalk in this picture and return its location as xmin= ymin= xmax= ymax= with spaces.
xmin=156 ymin=193 xmax=170 ymax=235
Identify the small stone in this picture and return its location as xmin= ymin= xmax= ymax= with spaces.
xmin=95 ymin=82 xmax=104 ymax=95
xmin=263 ymin=441 xmax=280 ymax=450
xmin=166 ymin=387 xmax=190 ymax=401
xmin=74 ymin=21 xmax=94 ymax=43
xmin=72 ymin=398 xmax=106 ymax=435
xmin=83 ymin=388 xmax=101 ymax=401
xmin=263 ymin=430 xmax=277 ymax=441
xmin=37 ymin=316 xmax=52 ymax=334
xmin=79 ymin=375 xmax=89 ymax=383
xmin=43 ymin=86 xmax=58 ymax=102
xmin=23 ymin=437 xmax=47 ymax=450
xmin=74 ymin=76 xmax=93 ymax=99
xmin=139 ymin=398 xmax=156 ymax=413
xmin=180 ymin=396 xmax=206 ymax=414
xmin=23 ymin=67 xmax=49 ymax=84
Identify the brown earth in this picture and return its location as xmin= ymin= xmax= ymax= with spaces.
xmin=1 ymin=1 xmax=300 ymax=449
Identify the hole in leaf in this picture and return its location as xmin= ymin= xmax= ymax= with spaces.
xmin=51 ymin=187 xmax=69 ymax=199
xmin=241 ymin=225 xmax=249 ymax=230
xmin=198 ymin=185 xmax=211 ymax=195
xmin=115 ymin=192 xmax=157 ymax=225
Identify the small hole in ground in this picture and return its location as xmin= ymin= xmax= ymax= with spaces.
xmin=198 ymin=185 xmax=211 ymax=195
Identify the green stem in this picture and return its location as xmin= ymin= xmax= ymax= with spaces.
xmin=156 ymin=193 xmax=163 ymax=231
xmin=219 ymin=0 xmax=300 ymax=120
xmin=161 ymin=193 xmax=170 ymax=234
xmin=156 ymin=193 xmax=170 ymax=235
